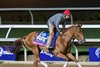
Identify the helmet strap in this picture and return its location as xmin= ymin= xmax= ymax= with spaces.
xmin=70 ymin=14 xmax=73 ymax=25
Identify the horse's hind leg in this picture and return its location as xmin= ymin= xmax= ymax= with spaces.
xmin=31 ymin=47 xmax=40 ymax=67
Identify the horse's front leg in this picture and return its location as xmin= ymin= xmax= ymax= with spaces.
xmin=66 ymin=52 xmax=78 ymax=62
xmin=53 ymin=51 xmax=69 ymax=67
xmin=53 ymin=51 xmax=69 ymax=61
xmin=53 ymin=51 xmax=69 ymax=63
xmin=66 ymin=52 xmax=82 ymax=67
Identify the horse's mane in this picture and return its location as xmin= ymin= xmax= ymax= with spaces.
xmin=62 ymin=25 xmax=74 ymax=33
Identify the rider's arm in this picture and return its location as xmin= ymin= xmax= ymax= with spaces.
xmin=55 ymin=17 xmax=62 ymax=33
xmin=62 ymin=21 xmax=66 ymax=30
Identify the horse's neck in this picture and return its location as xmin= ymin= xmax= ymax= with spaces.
xmin=57 ymin=31 xmax=72 ymax=52
xmin=63 ymin=29 xmax=74 ymax=42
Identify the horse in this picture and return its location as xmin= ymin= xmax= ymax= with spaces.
xmin=10 ymin=24 xmax=85 ymax=67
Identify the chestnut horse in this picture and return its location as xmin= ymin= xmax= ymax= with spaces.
xmin=11 ymin=24 xmax=85 ymax=67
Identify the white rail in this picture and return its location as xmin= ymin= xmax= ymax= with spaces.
xmin=0 ymin=24 xmax=100 ymax=28
xmin=0 ymin=25 xmax=100 ymax=63
xmin=0 ymin=24 xmax=100 ymax=39
xmin=0 ymin=7 xmax=100 ymax=11
xmin=0 ymin=38 xmax=100 ymax=42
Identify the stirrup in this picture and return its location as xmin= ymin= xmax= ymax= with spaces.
xmin=48 ymin=46 xmax=53 ymax=49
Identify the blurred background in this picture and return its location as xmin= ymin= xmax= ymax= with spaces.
xmin=0 ymin=0 xmax=100 ymax=62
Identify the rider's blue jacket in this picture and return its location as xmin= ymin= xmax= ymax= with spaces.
xmin=47 ymin=13 xmax=67 ymax=33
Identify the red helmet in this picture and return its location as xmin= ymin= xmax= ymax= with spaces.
xmin=63 ymin=10 xmax=71 ymax=15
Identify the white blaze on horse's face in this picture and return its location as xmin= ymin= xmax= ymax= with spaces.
xmin=74 ymin=25 xmax=85 ymax=44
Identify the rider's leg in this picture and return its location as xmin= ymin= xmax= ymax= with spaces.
xmin=41 ymin=23 xmax=54 ymax=52
xmin=46 ymin=23 xmax=55 ymax=48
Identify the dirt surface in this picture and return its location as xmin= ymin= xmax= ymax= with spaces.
xmin=0 ymin=63 xmax=100 ymax=67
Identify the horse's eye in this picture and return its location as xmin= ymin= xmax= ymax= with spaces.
xmin=78 ymin=29 xmax=82 ymax=33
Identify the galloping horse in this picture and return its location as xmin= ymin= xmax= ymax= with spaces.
xmin=11 ymin=24 xmax=85 ymax=67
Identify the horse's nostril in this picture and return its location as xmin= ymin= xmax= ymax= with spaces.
xmin=82 ymin=39 xmax=86 ymax=43
xmin=78 ymin=39 xmax=85 ymax=44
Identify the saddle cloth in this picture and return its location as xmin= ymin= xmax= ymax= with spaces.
xmin=33 ymin=31 xmax=58 ymax=47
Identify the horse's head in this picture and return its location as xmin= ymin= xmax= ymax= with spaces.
xmin=73 ymin=24 xmax=85 ymax=44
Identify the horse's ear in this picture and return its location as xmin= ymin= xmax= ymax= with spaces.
xmin=75 ymin=21 xmax=83 ymax=27
xmin=74 ymin=24 xmax=82 ymax=27
xmin=78 ymin=24 xmax=82 ymax=27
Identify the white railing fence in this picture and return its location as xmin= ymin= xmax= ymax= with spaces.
xmin=0 ymin=8 xmax=100 ymax=67
xmin=0 ymin=25 xmax=100 ymax=61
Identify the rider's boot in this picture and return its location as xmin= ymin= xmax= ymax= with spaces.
xmin=46 ymin=36 xmax=53 ymax=49
xmin=42 ymin=35 xmax=53 ymax=53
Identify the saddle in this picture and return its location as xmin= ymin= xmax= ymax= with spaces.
xmin=33 ymin=31 xmax=58 ymax=48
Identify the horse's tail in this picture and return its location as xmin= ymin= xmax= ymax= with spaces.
xmin=11 ymin=36 xmax=26 ymax=54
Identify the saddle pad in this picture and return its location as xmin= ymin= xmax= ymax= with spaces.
xmin=33 ymin=31 xmax=58 ymax=47
xmin=33 ymin=31 xmax=49 ymax=46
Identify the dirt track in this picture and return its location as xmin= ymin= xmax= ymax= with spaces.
xmin=0 ymin=63 xmax=100 ymax=67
